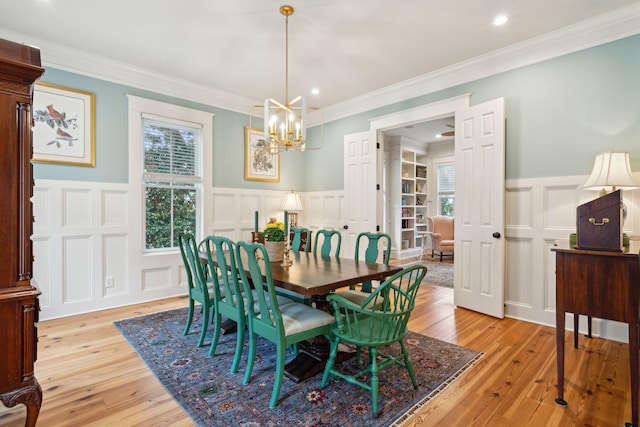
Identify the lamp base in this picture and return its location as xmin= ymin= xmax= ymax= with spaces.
xmin=288 ymin=212 xmax=299 ymax=228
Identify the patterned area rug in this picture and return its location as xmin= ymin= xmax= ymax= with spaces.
xmin=115 ymin=307 xmax=481 ymax=427
xmin=398 ymin=257 xmax=454 ymax=288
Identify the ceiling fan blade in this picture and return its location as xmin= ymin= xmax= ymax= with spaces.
xmin=446 ymin=124 xmax=455 ymax=129
xmin=442 ymin=131 xmax=455 ymax=136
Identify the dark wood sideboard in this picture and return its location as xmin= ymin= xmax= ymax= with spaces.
xmin=552 ymin=240 xmax=640 ymax=427
xmin=0 ymin=38 xmax=45 ymax=426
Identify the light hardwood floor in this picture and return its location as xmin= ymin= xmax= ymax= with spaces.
xmin=0 ymin=281 xmax=632 ymax=426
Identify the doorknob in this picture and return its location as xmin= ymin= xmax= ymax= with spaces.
xmin=343 ymin=225 xmax=349 ymax=230
xmin=492 ymin=232 xmax=501 ymax=238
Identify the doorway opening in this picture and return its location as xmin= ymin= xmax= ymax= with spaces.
xmin=381 ymin=117 xmax=455 ymax=261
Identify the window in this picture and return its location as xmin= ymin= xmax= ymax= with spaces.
xmin=437 ymin=162 xmax=455 ymax=216
xmin=143 ymin=116 xmax=202 ymax=250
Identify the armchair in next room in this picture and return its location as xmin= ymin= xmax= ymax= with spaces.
xmin=427 ymin=216 xmax=454 ymax=261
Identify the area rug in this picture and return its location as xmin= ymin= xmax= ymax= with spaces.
xmin=115 ymin=307 xmax=481 ymax=427
xmin=399 ymin=257 xmax=454 ymax=288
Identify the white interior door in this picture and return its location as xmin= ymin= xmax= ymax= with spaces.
xmin=343 ymin=130 xmax=377 ymax=258
xmin=453 ymin=97 xmax=506 ymax=318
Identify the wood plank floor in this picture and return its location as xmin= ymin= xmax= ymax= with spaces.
xmin=0 ymin=281 xmax=633 ymax=426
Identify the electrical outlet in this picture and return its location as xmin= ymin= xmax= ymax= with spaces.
xmin=105 ymin=276 xmax=114 ymax=288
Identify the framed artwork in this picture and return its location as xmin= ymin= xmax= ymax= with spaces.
xmin=244 ymin=126 xmax=280 ymax=182
xmin=32 ymin=82 xmax=95 ymax=166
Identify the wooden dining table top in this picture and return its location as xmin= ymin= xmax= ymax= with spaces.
xmin=205 ymin=250 xmax=402 ymax=298
xmin=264 ymin=251 xmax=402 ymax=297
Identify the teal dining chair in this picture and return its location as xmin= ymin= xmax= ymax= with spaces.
xmin=179 ymin=233 xmax=216 ymax=347
xmin=335 ymin=231 xmax=392 ymax=305
xmin=313 ymin=229 xmax=341 ymax=257
xmin=235 ymin=241 xmax=335 ymax=408
xmin=203 ymin=235 xmax=296 ymax=371
xmin=201 ymin=236 xmax=246 ymax=372
xmin=321 ymin=264 xmax=427 ymax=417
xmin=290 ymin=226 xmax=311 ymax=251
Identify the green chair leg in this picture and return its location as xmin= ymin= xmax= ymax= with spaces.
xmin=208 ymin=311 xmax=222 ymax=357
xmin=401 ymin=340 xmax=419 ymax=389
xmin=230 ymin=323 xmax=245 ymax=374
xmin=321 ymin=337 xmax=340 ymax=388
xmin=243 ymin=331 xmax=257 ymax=385
xmin=270 ymin=343 xmax=287 ymax=408
xmin=370 ymin=347 xmax=379 ymax=415
xmin=197 ymin=305 xmax=210 ymax=347
xmin=183 ymin=299 xmax=195 ymax=336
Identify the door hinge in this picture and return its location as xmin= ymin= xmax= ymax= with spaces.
xmin=376 ymin=184 xmax=380 ymax=190
xmin=376 ymin=142 xmax=380 ymax=149
xmin=376 ymin=225 xmax=380 ymax=232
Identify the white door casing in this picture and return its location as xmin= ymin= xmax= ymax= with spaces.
xmin=343 ymin=131 xmax=377 ymax=258
xmin=454 ymin=97 xmax=506 ymax=318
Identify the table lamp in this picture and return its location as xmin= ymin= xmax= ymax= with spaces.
xmin=282 ymin=190 xmax=304 ymax=228
xmin=583 ymin=151 xmax=639 ymax=195
xmin=582 ymin=151 xmax=639 ymax=245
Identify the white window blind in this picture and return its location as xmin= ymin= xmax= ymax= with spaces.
xmin=143 ymin=117 xmax=202 ymax=183
xmin=437 ymin=164 xmax=455 ymax=193
xmin=437 ymin=163 xmax=455 ymax=217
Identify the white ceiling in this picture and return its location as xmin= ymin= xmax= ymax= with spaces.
xmin=1 ymin=0 xmax=638 ymax=139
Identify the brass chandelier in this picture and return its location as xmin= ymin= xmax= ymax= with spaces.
xmin=250 ymin=5 xmax=322 ymax=153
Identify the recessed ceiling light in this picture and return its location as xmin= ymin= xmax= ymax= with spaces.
xmin=311 ymin=88 xmax=319 ymax=95
xmin=435 ymin=134 xmax=443 ymax=139
xmin=494 ymin=15 xmax=508 ymax=26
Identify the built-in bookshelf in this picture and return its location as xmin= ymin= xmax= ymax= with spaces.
xmin=389 ymin=141 xmax=428 ymax=259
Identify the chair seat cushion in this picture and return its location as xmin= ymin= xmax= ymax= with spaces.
xmin=333 ymin=289 xmax=381 ymax=309
xmin=334 ymin=289 xmax=370 ymax=306
xmin=437 ymin=240 xmax=454 ymax=251
xmin=278 ymin=303 xmax=335 ymax=336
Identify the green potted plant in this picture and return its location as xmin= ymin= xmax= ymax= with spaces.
xmin=263 ymin=217 xmax=285 ymax=242
xmin=263 ymin=217 xmax=285 ymax=262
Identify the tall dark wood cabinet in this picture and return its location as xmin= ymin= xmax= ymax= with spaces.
xmin=0 ymin=38 xmax=45 ymax=426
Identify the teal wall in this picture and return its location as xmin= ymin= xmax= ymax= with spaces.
xmin=304 ymin=34 xmax=640 ymax=191
xmin=34 ymin=69 xmax=308 ymax=191
xmin=36 ymin=34 xmax=639 ymax=193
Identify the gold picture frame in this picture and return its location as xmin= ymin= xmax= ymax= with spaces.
xmin=32 ymin=82 xmax=95 ymax=166
xmin=244 ymin=126 xmax=280 ymax=182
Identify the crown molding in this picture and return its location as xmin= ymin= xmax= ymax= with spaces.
xmin=1 ymin=2 xmax=638 ymax=123
xmin=0 ymin=28 xmax=256 ymax=116
xmin=322 ymin=2 xmax=640 ymax=124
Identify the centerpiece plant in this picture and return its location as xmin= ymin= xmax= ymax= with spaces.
xmin=263 ymin=217 xmax=285 ymax=242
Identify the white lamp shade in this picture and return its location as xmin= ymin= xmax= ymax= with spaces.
xmin=282 ymin=192 xmax=304 ymax=211
xmin=583 ymin=151 xmax=640 ymax=191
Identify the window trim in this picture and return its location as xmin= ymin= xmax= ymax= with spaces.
xmin=128 ymin=95 xmax=213 ymax=255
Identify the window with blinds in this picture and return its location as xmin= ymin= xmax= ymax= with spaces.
xmin=142 ymin=117 xmax=202 ymax=250
xmin=437 ymin=163 xmax=455 ymax=217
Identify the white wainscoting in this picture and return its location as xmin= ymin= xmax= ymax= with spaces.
xmin=505 ymin=174 xmax=639 ymax=343
xmin=33 ymin=177 xmax=639 ymax=343
xmin=32 ymin=180 xmax=344 ymax=320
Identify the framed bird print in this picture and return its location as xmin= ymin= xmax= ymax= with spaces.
xmin=244 ymin=126 xmax=280 ymax=182
xmin=32 ymin=82 xmax=95 ymax=166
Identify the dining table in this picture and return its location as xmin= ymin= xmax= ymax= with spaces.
xmin=204 ymin=247 xmax=403 ymax=382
